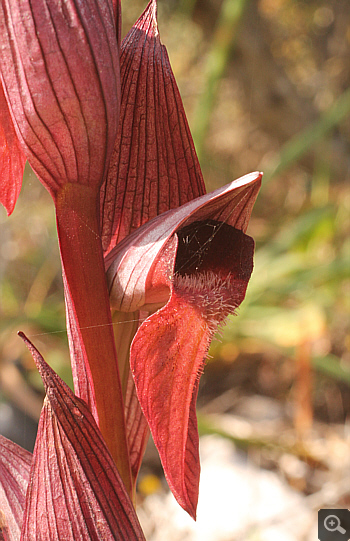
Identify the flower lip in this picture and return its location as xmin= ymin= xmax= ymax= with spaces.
xmin=173 ymin=220 xmax=255 ymax=329
xmin=113 ymin=173 xmax=261 ymax=519
xmin=174 ymin=219 xmax=254 ymax=278
xmin=106 ymin=171 xmax=262 ymax=313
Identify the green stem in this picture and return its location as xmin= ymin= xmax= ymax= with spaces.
xmin=312 ymin=354 xmax=350 ymax=387
xmin=55 ymin=183 xmax=132 ymax=496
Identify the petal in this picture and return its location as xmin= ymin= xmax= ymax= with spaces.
xmin=107 ymin=172 xmax=262 ymax=312
xmin=129 ymin=229 xmax=254 ymax=518
xmin=129 ymin=292 xmax=207 ymax=519
xmin=100 ymin=0 xmax=206 ymax=255
xmin=0 ymin=436 xmax=32 ymax=541
xmin=111 ymin=310 xmax=150 ymax=486
xmin=19 ymin=333 xmax=145 ymax=541
xmin=0 ymin=82 xmax=26 ymax=215
xmin=0 ymin=0 xmax=120 ymax=195
xmin=125 ymin=373 xmax=149 ymax=484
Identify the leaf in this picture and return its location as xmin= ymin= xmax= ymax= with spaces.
xmin=112 ymin=0 xmax=122 ymax=46
xmin=0 ymin=436 xmax=32 ymax=541
xmin=0 ymin=82 xmax=26 ymax=215
xmin=19 ymin=333 xmax=145 ymax=541
xmin=100 ymin=0 xmax=206 ymax=254
xmin=0 ymin=0 xmax=131 ymax=490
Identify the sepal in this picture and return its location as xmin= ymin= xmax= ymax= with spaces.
xmin=19 ymin=333 xmax=145 ymax=541
xmin=0 ymin=0 xmax=120 ymax=195
xmin=101 ymin=0 xmax=206 ymax=254
xmin=0 ymin=83 xmax=26 ymax=215
xmin=0 ymin=436 xmax=32 ymax=541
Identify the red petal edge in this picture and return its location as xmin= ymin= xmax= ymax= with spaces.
xmin=18 ymin=332 xmax=145 ymax=541
xmin=101 ymin=0 xmax=206 ymax=254
xmin=0 ymin=436 xmax=32 ymax=541
xmin=0 ymin=82 xmax=26 ymax=216
xmin=130 ymin=293 xmax=207 ymax=519
xmin=125 ymin=373 xmax=150 ymax=484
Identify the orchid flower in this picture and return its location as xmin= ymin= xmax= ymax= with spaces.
xmin=105 ymin=171 xmax=261 ymax=517
xmin=0 ymin=0 xmax=262 ymax=536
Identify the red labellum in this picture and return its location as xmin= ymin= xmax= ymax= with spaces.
xmin=130 ymin=224 xmax=255 ymax=518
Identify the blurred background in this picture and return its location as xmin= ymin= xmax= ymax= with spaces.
xmin=0 ymin=0 xmax=349 ymax=539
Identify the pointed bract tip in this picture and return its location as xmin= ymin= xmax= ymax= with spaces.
xmin=18 ymin=330 xmax=29 ymax=346
xmin=241 ymin=170 xmax=263 ymax=185
xmin=150 ymin=0 xmax=158 ymax=34
xmin=152 ymin=5 xmax=159 ymax=37
xmin=135 ymin=0 xmax=158 ymax=37
xmin=2 ymin=200 xmax=14 ymax=216
xmin=18 ymin=331 xmax=54 ymax=394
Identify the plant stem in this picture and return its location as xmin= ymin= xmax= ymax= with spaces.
xmin=55 ymin=183 xmax=132 ymax=496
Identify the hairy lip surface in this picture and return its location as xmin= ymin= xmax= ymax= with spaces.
xmin=173 ymin=221 xmax=254 ymax=330
xmin=174 ymin=270 xmax=239 ymax=329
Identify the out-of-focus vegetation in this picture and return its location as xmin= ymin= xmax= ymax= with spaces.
xmin=0 ymin=0 xmax=349 ymax=529
xmin=184 ymin=0 xmax=350 ymax=427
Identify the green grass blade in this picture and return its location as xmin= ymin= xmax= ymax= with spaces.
xmin=192 ymin=0 xmax=250 ymax=159
xmin=264 ymin=88 xmax=350 ymax=183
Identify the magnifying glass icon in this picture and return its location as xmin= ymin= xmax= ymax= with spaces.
xmin=324 ymin=514 xmax=346 ymax=534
